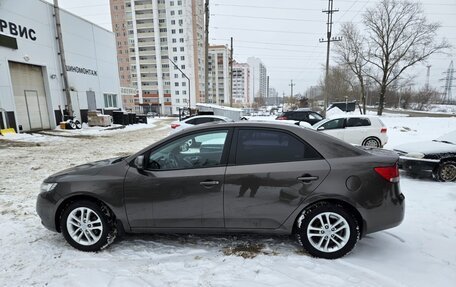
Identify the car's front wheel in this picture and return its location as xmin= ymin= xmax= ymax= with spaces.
xmin=296 ymin=202 xmax=360 ymax=259
xmin=435 ymin=161 xmax=456 ymax=182
xmin=60 ymin=200 xmax=115 ymax=252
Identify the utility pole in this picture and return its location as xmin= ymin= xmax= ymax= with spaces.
xmin=289 ymin=80 xmax=295 ymax=107
xmin=320 ymin=0 xmax=341 ymax=117
xmin=267 ymin=76 xmax=270 ymax=98
xmin=230 ymin=37 xmax=233 ymax=107
xmin=53 ymin=0 xmax=73 ymax=118
xmin=204 ymin=0 xmax=210 ymax=103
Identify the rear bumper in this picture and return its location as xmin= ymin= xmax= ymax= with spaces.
xmin=361 ymin=182 xmax=405 ymax=236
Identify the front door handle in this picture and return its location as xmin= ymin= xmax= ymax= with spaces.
xmin=297 ymin=176 xmax=319 ymax=183
xmin=199 ymin=180 xmax=220 ymax=187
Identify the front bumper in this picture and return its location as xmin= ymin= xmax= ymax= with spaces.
xmin=36 ymin=191 xmax=60 ymax=232
xmin=398 ymin=156 xmax=439 ymax=176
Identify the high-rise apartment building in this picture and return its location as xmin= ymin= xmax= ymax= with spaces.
xmin=207 ymin=45 xmax=231 ymax=106
xmin=232 ymin=62 xmax=250 ymax=106
xmin=247 ymin=57 xmax=267 ymax=104
xmin=110 ymin=0 xmax=205 ymax=115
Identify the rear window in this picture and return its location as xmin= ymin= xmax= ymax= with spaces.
xmin=235 ymin=129 xmax=321 ymax=165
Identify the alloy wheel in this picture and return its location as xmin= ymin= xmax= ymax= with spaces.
xmin=66 ymin=207 xmax=104 ymax=246
xmin=307 ymin=212 xmax=350 ymax=253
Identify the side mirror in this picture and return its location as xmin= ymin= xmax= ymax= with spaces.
xmin=317 ymin=126 xmax=325 ymax=131
xmin=134 ymin=155 xmax=144 ymax=170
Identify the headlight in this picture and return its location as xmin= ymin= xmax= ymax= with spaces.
xmin=405 ymin=152 xmax=425 ymax=159
xmin=40 ymin=182 xmax=57 ymax=193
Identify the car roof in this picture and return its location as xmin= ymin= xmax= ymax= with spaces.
xmin=183 ymin=115 xmax=231 ymax=121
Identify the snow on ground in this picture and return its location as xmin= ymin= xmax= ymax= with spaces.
xmin=0 ymin=116 xmax=455 ymax=287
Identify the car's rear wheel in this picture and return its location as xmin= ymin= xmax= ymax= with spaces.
xmin=436 ymin=161 xmax=456 ymax=182
xmin=296 ymin=202 xmax=360 ymax=259
xmin=362 ymin=137 xmax=381 ymax=148
xmin=60 ymin=200 xmax=114 ymax=252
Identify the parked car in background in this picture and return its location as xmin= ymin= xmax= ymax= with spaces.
xmin=37 ymin=122 xmax=404 ymax=259
xmin=170 ymin=115 xmax=234 ymax=131
xmin=393 ymin=130 xmax=456 ymax=182
xmin=312 ymin=115 xmax=388 ymax=148
xmin=276 ymin=109 xmax=324 ymax=125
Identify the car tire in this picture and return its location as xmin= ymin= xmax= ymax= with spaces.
xmin=296 ymin=202 xmax=360 ymax=259
xmin=362 ymin=137 xmax=381 ymax=148
xmin=435 ymin=161 xmax=456 ymax=182
xmin=60 ymin=200 xmax=115 ymax=252
xmin=74 ymin=120 xmax=82 ymax=129
xmin=66 ymin=120 xmax=77 ymax=130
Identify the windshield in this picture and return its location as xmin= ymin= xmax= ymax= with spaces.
xmin=435 ymin=130 xmax=456 ymax=144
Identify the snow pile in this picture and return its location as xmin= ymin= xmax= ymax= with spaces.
xmin=1 ymin=132 xmax=65 ymax=143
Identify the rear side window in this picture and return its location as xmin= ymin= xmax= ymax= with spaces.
xmin=235 ymin=129 xmax=321 ymax=165
xmin=309 ymin=113 xmax=323 ymax=121
xmin=346 ymin=118 xmax=371 ymax=127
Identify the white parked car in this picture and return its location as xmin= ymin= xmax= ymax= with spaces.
xmin=312 ymin=115 xmax=388 ymax=147
xmin=171 ymin=115 xmax=234 ymax=132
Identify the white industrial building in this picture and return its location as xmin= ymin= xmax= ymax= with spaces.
xmin=0 ymin=0 xmax=121 ymax=132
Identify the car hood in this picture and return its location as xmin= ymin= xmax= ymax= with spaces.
xmin=393 ymin=141 xmax=456 ymax=155
xmin=45 ymin=156 xmax=127 ymax=182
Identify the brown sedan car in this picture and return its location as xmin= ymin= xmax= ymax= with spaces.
xmin=37 ymin=122 xmax=404 ymax=259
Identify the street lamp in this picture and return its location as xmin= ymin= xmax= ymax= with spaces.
xmin=167 ymin=57 xmax=191 ymax=115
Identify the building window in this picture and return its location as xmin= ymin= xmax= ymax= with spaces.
xmin=104 ymin=94 xmax=118 ymax=108
xmin=171 ymin=29 xmax=176 ymax=34
xmin=179 ymin=28 xmax=183 ymax=33
xmin=175 ymin=98 xmax=180 ymax=103
xmin=171 ymin=11 xmax=175 ymax=15
xmin=178 ymin=19 xmax=183 ymax=25
xmin=173 ymin=47 xmax=177 ymax=52
xmin=176 ymin=91 xmax=180 ymax=95
xmin=171 ymin=20 xmax=175 ymax=25
xmin=180 ymin=47 xmax=184 ymax=52
xmin=175 ymin=82 xmax=179 ymax=87
xmin=180 ymin=56 xmax=185 ymax=60
xmin=179 ymin=38 xmax=184 ymax=43
xmin=178 ymin=10 xmax=182 ymax=15
xmin=182 ymin=82 xmax=186 ymax=86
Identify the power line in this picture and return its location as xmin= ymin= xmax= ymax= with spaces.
xmin=213 ymin=3 xmax=322 ymax=11
xmin=212 ymin=26 xmax=321 ymax=35
xmin=212 ymin=38 xmax=320 ymax=48
xmin=212 ymin=13 xmax=322 ymax=23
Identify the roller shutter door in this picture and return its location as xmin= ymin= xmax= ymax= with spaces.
xmin=9 ymin=62 xmax=51 ymax=131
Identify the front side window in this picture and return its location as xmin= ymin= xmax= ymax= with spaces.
xmin=235 ymin=129 xmax=321 ymax=165
xmin=320 ymin=118 xmax=345 ymax=130
xmin=147 ymin=130 xmax=229 ymax=170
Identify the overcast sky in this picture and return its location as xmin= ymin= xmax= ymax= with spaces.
xmin=48 ymin=0 xmax=455 ymax=97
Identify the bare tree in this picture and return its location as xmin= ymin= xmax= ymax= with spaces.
xmin=335 ymin=23 xmax=369 ymax=114
xmin=362 ymin=0 xmax=450 ymax=115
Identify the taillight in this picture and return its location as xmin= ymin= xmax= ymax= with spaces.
xmin=380 ymin=127 xmax=387 ymax=133
xmin=171 ymin=123 xmax=180 ymax=129
xmin=276 ymin=116 xmax=287 ymax=120
xmin=374 ymin=164 xmax=399 ymax=182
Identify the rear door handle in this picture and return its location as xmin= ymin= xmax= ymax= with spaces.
xmin=199 ymin=180 xmax=220 ymax=187
xmin=297 ymin=176 xmax=319 ymax=183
